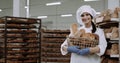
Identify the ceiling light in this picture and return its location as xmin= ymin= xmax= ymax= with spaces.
xmin=37 ymin=16 xmax=48 ymax=19
xmin=0 ymin=9 xmax=2 ymax=12
xmin=96 ymin=12 xmax=100 ymax=14
xmin=24 ymin=6 xmax=28 ymax=8
xmin=46 ymin=2 xmax=61 ymax=6
xmin=84 ymin=0 xmax=99 ymax=1
xmin=61 ymin=14 xmax=73 ymax=17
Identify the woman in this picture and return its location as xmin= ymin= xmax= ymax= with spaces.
xmin=60 ymin=5 xmax=107 ymax=63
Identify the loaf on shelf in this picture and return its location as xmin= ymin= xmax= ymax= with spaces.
xmin=24 ymin=59 xmax=37 ymax=63
xmin=7 ymin=38 xmax=23 ymax=43
xmin=0 ymin=19 xmax=5 ymax=23
xmin=95 ymin=7 xmax=120 ymax=23
xmin=7 ymin=60 xmax=22 ymax=63
xmin=110 ymin=43 xmax=119 ymax=55
xmin=104 ymin=27 xmax=119 ymax=39
xmin=102 ymin=9 xmax=111 ymax=21
xmin=7 ymin=17 xmax=38 ymax=24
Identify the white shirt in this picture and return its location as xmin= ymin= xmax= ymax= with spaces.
xmin=60 ymin=26 xmax=107 ymax=63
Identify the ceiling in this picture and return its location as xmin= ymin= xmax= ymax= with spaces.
xmin=0 ymin=0 xmax=109 ymax=29
xmin=0 ymin=0 xmax=12 ymax=9
xmin=0 ymin=0 xmax=107 ymax=17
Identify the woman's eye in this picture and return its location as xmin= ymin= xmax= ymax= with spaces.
xmin=86 ymin=14 xmax=90 ymax=16
xmin=81 ymin=15 xmax=84 ymax=17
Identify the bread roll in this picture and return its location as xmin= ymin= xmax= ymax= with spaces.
xmin=111 ymin=7 xmax=119 ymax=18
xmin=111 ymin=44 xmax=119 ymax=54
xmin=102 ymin=9 xmax=111 ymax=21
xmin=110 ymin=27 xmax=119 ymax=39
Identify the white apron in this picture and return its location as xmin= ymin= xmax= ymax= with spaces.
xmin=60 ymin=26 xmax=107 ymax=63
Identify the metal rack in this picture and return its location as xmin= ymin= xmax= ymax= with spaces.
xmin=41 ymin=29 xmax=70 ymax=63
xmin=96 ymin=19 xmax=119 ymax=63
xmin=0 ymin=16 xmax=41 ymax=63
xmin=119 ymin=13 xmax=120 ymax=63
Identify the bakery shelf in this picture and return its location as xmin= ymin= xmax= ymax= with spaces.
xmin=7 ymin=52 xmax=39 ymax=54
xmin=96 ymin=21 xmax=118 ymax=29
xmin=110 ymin=55 xmax=119 ymax=58
xmin=41 ymin=29 xmax=70 ymax=33
xmin=41 ymin=48 xmax=60 ymax=53
xmin=0 ymin=16 xmax=40 ymax=24
xmin=97 ymin=17 xmax=120 ymax=63
xmin=6 ymin=30 xmax=37 ymax=33
xmin=6 ymin=20 xmax=39 ymax=24
xmin=41 ymin=29 xmax=70 ymax=63
xmin=110 ymin=38 xmax=119 ymax=40
xmin=6 ymin=47 xmax=39 ymax=48
xmin=41 ymin=43 xmax=61 ymax=48
xmin=41 ymin=58 xmax=70 ymax=62
xmin=109 ymin=40 xmax=119 ymax=43
xmin=41 ymin=53 xmax=70 ymax=57
xmin=0 ymin=16 xmax=41 ymax=63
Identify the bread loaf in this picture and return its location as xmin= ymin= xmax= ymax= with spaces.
xmin=110 ymin=27 xmax=119 ymax=39
xmin=102 ymin=9 xmax=111 ymax=21
xmin=111 ymin=44 xmax=119 ymax=54
xmin=27 ymin=19 xmax=38 ymax=23
xmin=0 ymin=19 xmax=4 ymax=23
xmin=70 ymin=23 xmax=78 ymax=35
xmin=111 ymin=7 xmax=119 ymax=18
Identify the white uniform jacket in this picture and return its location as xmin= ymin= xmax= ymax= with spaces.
xmin=60 ymin=26 xmax=107 ymax=63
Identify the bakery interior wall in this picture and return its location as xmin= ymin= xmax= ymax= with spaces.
xmin=0 ymin=0 xmax=13 ymax=17
xmin=0 ymin=0 xmax=107 ymax=30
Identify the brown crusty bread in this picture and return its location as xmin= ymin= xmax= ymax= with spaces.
xmin=70 ymin=23 xmax=78 ymax=35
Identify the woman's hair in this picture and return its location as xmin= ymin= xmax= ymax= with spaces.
xmin=90 ymin=15 xmax=96 ymax=33
xmin=91 ymin=21 xmax=96 ymax=33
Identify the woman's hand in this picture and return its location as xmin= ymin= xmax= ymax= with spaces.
xmin=62 ymin=45 xmax=68 ymax=52
xmin=89 ymin=46 xmax=100 ymax=54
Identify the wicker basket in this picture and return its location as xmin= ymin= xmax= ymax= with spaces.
xmin=67 ymin=37 xmax=99 ymax=49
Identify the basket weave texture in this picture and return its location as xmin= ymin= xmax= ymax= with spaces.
xmin=67 ymin=34 xmax=99 ymax=49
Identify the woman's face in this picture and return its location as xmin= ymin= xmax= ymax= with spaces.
xmin=81 ymin=12 xmax=92 ymax=24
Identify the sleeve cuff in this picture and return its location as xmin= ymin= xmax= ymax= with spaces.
xmin=61 ymin=46 xmax=68 ymax=55
xmin=96 ymin=45 xmax=105 ymax=56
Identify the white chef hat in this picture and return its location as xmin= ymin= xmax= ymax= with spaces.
xmin=76 ymin=5 xmax=96 ymax=26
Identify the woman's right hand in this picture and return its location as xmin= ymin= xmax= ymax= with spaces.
xmin=62 ymin=45 xmax=68 ymax=52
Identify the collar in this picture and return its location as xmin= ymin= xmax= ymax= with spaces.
xmin=82 ymin=25 xmax=92 ymax=33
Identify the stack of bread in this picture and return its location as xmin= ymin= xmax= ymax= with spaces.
xmin=67 ymin=23 xmax=99 ymax=49
xmin=104 ymin=27 xmax=118 ymax=39
xmin=95 ymin=7 xmax=120 ymax=23
xmin=95 ymin=7 xmax=120 ymax=39
xmin=110 ymin=43 xmax=119 ymax=55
